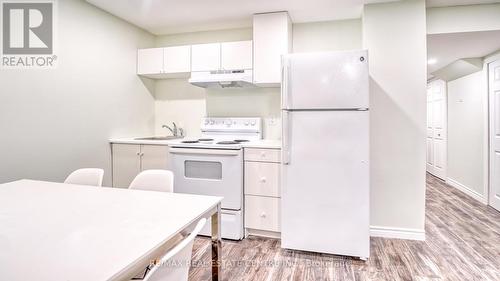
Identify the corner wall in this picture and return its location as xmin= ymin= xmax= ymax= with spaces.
xmin=447 ymin=71 xmax=487 ymax=202
xmin=0 ymin=0 xmax=156 ymax=185
xmin=363 ymin=0 xmax=427 ymax=238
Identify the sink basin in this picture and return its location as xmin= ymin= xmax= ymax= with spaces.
xmin=134 ymin=136 xmax=182 ymax=141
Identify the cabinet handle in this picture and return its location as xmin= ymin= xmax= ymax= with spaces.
xmin=260 ymin=177 xmax=267 ymax=183
xmin=260 ymin=212 xmax=266 ymax=218
xmin=261 ymin=152 xmax=266 ymax=158
xmin=136 ymin=152 xmax=140 ymax=156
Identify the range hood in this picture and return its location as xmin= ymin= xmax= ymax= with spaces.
xmin=189 ymin=70 xmax=254 ymax=88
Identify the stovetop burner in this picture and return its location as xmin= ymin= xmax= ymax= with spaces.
xmin=198 ymin=138 xmax=214 ymax=142
xmin=182 ymin=140 xmax=199 ymax=144
xmin=234 ymin=139 xmax=249 ymax=143
xmin=217 ymin=141 xmax=238 ymax=145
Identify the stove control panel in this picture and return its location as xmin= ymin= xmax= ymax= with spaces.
xmin=201 ymin=117 xmax=262 ymax=132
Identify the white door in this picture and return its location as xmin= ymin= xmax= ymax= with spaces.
xmin=169 ymin=148 xmax=242 ymax=210
xmin=281 ymin=110 xmax=369 ymax=258
xmin=489 ymin=59 xmax=500 ymax=211
xmin=221 ymin=41 xmax=252 ymax=70
xmin=191 ymin=43 xmax=221 ymax=72
xmin=137 ymin=48 xmax=164 ymax=75
xmin=426 ymin=80 xmax=447 ymax=180
xmin=140 ymin=145 xmax=170 ymax=171
xmin=163 ymin=46 xmax=191 ymax=74
xmin=282 ymin=51 xmax=369 ymax=110
xmin=112 ymin=144 xmax=141 ymax=188
xmin=253 ymin=12 xmax=290 ymax=86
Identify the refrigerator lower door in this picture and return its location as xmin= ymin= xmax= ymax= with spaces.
xmin=281 ymin=110 xmax=369 ymax=258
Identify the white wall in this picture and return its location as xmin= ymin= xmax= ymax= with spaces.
xmin=447 ymin=71 xmax=486 ymax=196
xmin=427 ymin=4 xmax=500 ymax=34
xmin=0 ymin=0 xmax=156 ymax=185
xmin=292 ymin=19 xmax=362 ymax=53
xmin=153 ymin=20 xmax=363 ymax=139
xmin=363 ymin=0 xmax=427 ymax=236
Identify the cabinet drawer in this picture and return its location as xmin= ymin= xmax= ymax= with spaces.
xmin=245 ymin=162 xmax=280 ymax=197
xmin=245 ymin=148 xmax=280 ymax=163
xmin=245 ymin=195 xmax=280 ymax=232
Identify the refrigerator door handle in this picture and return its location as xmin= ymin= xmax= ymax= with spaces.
xmin=281 ymin=56 xmax=290 ymax=110
xmin=282 ymin=110 xmax=290 ymax=165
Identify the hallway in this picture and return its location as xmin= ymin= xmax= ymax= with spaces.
xmin=189 ymin=174 xmax=500 ymax=280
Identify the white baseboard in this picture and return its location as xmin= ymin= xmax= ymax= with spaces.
xmin=247 ymin=227 xmax=426 ymax=241
xmin=446 ymin=178 xmax=488 ymax=204
xmin=370 ymin=226 xmax=426 ymax=241
xmin=245 ymin=228 xmax=281 ymax=239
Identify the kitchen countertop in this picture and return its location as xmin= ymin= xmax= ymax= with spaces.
xmin=109 ymin=137 xmax=281 ymax=149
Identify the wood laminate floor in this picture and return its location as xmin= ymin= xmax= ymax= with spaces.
xmin=189 ymin=174 xmax=500 ymax=280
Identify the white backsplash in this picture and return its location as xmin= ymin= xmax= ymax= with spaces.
xmin=154 ymin=79 xmax=282 ymax=140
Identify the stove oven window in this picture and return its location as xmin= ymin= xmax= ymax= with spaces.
xmin=184 ymin=161 xmax=222 ymax=180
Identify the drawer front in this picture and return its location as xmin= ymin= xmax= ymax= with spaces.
xmin=245 ymin=148 xmax=281 ymax=163
xmin=245 ymin=162 xmax=280 ymax=197
xmin=245 ymin=195 xmax=280 ymax=232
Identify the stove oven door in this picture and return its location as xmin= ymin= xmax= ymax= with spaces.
xmin=169 ymin=147 xmax=243 ymax=210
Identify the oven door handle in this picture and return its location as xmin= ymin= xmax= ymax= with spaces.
xmin=169 ymin=147 xmax=240 ymax=156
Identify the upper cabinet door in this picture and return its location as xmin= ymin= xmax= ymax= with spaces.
xmin=191 ymin=43 xmax=221 ymax=72
xmin=163 ymin=45 xmax=191 ymax=74
xmin=137 ymin=48 xmax=164 ymax=75
xmin=221 ymin=41 xmax=253 ymax=70
xmin=253 ymin=12 xmax=292 ymax=87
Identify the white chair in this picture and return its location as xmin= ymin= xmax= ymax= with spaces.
xmin=129 ymin=170 xmax=174 ymax=192
xmin=141 ymin=218 xmax=206 ymax=281
xmin=64 ymin=168 xmax=104 ymax=187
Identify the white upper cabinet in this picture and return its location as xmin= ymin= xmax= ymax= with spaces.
xmin=221 ymin=41 xmax=253 ymax=70
xmin=163 ymin=45 xmax=191 ymax=75
xmin=253 ymin=12 xmax=292 ymax=87
xmin=191 ymin=43 xmax=221 ymax=72
xmin=137 ymin=48 xmax=164 ymax=75
xmin=137 ymin=46 xmax=191 ymax=78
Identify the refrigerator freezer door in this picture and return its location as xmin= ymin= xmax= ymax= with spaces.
xmin=281 ymin=110 xmax=369 ymax=258
xmin=282 ymin=50 xmax=369 ymax=110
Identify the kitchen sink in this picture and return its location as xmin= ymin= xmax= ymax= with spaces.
xmin=134 ymin=136 xmax=182 ymax=141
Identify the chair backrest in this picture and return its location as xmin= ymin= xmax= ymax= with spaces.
xmin=143 ymin=218 xmax=206 ymax=281
xmin=129 ymin=170 xmax=174 ymax=192
xmin=64 ymin=168 xmax=104 ymax=187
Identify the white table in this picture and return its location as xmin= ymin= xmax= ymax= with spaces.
xmin=0 ymin=180 xmax=223 ymax=281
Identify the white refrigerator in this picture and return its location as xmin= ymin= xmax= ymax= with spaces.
xmin=281 ymin=50 xmax=370 ymax=259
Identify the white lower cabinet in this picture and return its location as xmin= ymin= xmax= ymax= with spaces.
xmin=111 ymin=144 xmax=169 ymax=188
xmin=245 ymin=195 xmax=280 ymax=233
xmin=244 ymin=148 xmax=281 ymax=237
xmin=245 ymin=161 xmax=280 ymax=197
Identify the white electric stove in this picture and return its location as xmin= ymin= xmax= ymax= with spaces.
xmin=169 ymin=117 xmax=262 ymax=240
xmin=168 ymin=117 xmax=262 ymax=150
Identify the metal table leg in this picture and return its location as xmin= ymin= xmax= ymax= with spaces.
xmin=211 ymin=203 xmax=222 ymax=281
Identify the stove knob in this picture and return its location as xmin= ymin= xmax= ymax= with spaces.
xmin=251 ymin=121 xmax=256 ymax=126
xmin=210 ymin=120 xmax=215 ymax=125
xmin=204 ymin=120 xmax=209 ymax=125
xmin=225 ymin=120 xmax=231 ymax=126
xmin=244 ymin=122 xmax=249 ymax=126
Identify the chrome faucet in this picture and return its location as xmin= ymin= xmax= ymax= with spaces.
xmin=162 ymin=122 xmax=184 ymax=137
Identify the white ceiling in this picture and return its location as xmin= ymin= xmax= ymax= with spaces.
xmin=427 ymin=30 xmax=500 ymax=74
xmin=86 ymin=0 xmax=500 ymax=35
xmin=426 ymin=0 xmax=500 ymax=8
xmin=86 ymin=0 xmax=396 ymax=35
